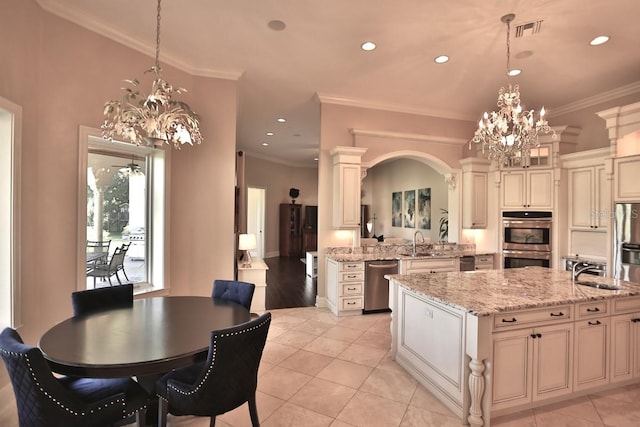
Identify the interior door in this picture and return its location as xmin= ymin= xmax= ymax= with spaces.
xmin=247 ymin=187 xmax=265 ymax=259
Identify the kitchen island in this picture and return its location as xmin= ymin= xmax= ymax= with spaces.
xmin=386 ymin=267 xmax=640 ymax=426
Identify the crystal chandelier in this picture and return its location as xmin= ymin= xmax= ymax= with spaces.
xmin=102 ymin=0 xmax=202 ymax=149
xmin=471 ymin=13 xmax=554 ymax=167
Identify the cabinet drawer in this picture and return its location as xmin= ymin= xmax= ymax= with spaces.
xmin=612 ymin=296 xmax=640 ymax=314
xmin=494 ymin=305 xmax=572 ymax=330
xmin=476 ymin=255 xmax=493 ymax=264
xmin=576 ymin=300 xmax=610 ymax=319
xmin=340 ymin=296 xmax=363 ymax=310
xmin=340 ymin=271 xmax=364 ymax=282
xmin=341 ymin=283 xmax=363 ymax=296
xmin=340 ymin=262 xmax=364 ymax=272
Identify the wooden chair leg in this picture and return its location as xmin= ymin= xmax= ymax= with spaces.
xmin=158 ymin=397 xmax=169 ymax=427
xmin=210 ymin=415 xmax=216 ymax=427
xmin=248 ymin=395 xmax=260 ymax=426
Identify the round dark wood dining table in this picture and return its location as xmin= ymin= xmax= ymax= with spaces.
xmin=39 ymin=296 xmax=250 ymax=378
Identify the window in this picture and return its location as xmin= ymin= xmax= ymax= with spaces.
xmin=78 ymin=127 xmax=166 ymax=292
xmin=0 ymin=96 xmax=22 ymax=328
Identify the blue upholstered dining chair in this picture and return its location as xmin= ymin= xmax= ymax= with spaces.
xmin=156 ymin=312 xmax=271 ymax=427
xmin=212 ymin=279 xmax=255 ymax=311
xmin=0 ymin=327 xmax=148 ymax=427
xmin=71 ymin=283 xmax=134 ymax=316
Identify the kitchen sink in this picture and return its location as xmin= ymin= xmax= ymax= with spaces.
xmin=576 ymin=281 xmax=622 ymax=291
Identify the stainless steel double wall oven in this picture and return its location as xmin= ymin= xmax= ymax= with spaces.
xmin=502 ymin=211 xmax=552 ymax=268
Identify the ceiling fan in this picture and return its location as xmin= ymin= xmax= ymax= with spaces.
xmin=112 ymin=155 xmax=143 ymax=175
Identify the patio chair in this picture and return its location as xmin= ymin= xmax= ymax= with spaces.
xmin=86 ymin=245 xmax=127 ymax=287
xmin=86 ymin=239 xmax=110 ymax=271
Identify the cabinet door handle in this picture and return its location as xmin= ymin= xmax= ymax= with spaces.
xmin=502 ymin=318 xmax=517 ymax=323
xmin=530 ymin=333 xmax=537 ymax=339
xmin=631 ymin=318 xmax=640 ymax=323
xmin=347 ymin=287 xmax=357 ymax=291
xmin=586 ymin=307 xmax=600 ymax=312
xmin=536 ymin=333 xmax=542 ymax=338
xmin=550 ymin=312 xmax=564 ymax=317
xmin=588 ymin=320 xmax=602 ymax=326
xmin=346 ymin=275 xmax=357 ymax=279
xmin=346 ymin=301 xmax=356 ymax=305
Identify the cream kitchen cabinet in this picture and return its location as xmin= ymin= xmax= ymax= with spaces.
xmin=569 ymin=165 xmax=609 ymax=230
xmin=574 ymin=300 xmax=610 ymax=391
xmin=610 ymin=297 xmax=640 ymax=383
xmin=474 ymin=254 xmax=494 ymax=270
xmin=330 ymin=146 xmax=367 ymax=229
xmin=400 ymin=257 xmax=460 ymax=274
xmin=326 ymin=259 xmax=364 ymax=316
xmin=461 ymin=158 xmax=490 ymax=229
xmin=614 ymin=155 xmax=640 ymax=201
xmin=462 ymin=171 xmax=488 ymax=228
xmin=492 ymin=321 xmax=574 ymax=411
xmin=501 ymin=169 xmax=553 ymax=210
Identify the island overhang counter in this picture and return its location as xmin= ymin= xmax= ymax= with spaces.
xmin=385 ymin=267 xmax=640 ymax=426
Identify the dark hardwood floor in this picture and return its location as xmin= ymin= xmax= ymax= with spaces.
xmin=264 ymin=256 xmax=317 ymax=309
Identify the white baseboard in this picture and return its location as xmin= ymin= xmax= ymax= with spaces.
xmin=315 ymin=296 xmax=328 ymax=308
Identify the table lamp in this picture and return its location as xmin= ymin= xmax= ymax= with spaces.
xmin=238 ymin=233 xmax=257 ymax=267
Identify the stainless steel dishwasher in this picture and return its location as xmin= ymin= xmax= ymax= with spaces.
xmin=364 ymin=260 xmax=398 ymax=314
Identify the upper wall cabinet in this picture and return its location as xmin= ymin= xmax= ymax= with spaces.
xmin=614 ymin=155 xmax=640 ymax=201
xmin=501 ymin=169 xmax=554 ymax=210
xmin=330 ymin=146 xmax=367 ymax=229
xmin=460 ymin=158 xmax=490 ymax=229
xmin=569 ymin=165 xmax=609 ymax=230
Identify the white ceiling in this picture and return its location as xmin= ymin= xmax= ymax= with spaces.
xmin=38 ymin=0 xmax=640 ymax=167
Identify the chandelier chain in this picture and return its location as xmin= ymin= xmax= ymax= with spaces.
xmin=505 ymin=17 xmax=511 ymax=78
xmin=155 ymin=0 xmax=161 ymax=69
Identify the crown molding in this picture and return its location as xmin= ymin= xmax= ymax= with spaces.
xmin=36 ymin=0 xmax=243 ymax=81
xmin=549 ymin=81 xmax=640 ymax=118
xmin=243 ymin=150 xmax=318 ymax=169
xmin=317 ymin=93 xmax=476 ymax=122
xmin=350 ymin=128 xmax=468 ymax=145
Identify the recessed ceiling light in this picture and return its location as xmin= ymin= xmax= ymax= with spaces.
xmin=266 ymin=132 xmax=274 ymax=136
xmin=434 ymin=55 xmax=449 ymax=64
xmin=267 ymin=20 xmax=286 ymax=31
xmin=314 ymin=157 xmax=319 ymax=161
xmin=261 ymin=142 xmax=269 ymax=146
xmin=590 ymin=35 xmax=609 ymax=46
xmin=508 ymin=69 xmax=521 ymax=76
xmin=276 ymin=118 xmax=286 ymax=123
xmin=361 ymin=41 xmax=376 ymax=51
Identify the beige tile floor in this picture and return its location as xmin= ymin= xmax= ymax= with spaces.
xmin=2 ymin=306 xmax=640 ymax=426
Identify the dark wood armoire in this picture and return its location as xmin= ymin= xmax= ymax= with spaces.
xmin=279 ymin=203 xmax=303 ymax=257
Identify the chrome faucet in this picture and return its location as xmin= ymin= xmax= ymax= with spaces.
xmin=572 ymin=262 xmax=606 ymax=282
xmin=412 ymin=231 xmax=425 ymax=256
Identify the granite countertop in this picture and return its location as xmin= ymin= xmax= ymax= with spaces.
xmin=385 ymin=266 xmax=640 ymax=317
xmin=326 ymin=252 xmax=489 ymax=262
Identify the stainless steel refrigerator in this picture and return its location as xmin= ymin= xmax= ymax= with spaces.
xmin=613 ymin=203 xmax=640 ymax=282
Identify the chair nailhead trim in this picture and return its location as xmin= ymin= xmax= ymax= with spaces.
xmin=164 ymin=317 xmax=270 ymax=396
xmin=0 ymin=347 xmax=140 ymax=418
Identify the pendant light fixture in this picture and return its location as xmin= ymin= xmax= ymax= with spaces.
xmin=470 ymin=13 xmax=555 ymax=167
xmin=102 ymin=0 xmax=202 ymax=149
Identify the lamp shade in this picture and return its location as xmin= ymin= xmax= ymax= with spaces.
xmin=238 ymin=233 xmax=257 ymax=251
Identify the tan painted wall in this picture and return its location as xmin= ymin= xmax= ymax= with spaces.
xmin=364 ymin=159 xmax=449 ymax=243
xmin=245 ymin=155 xmax=318 ymax=257
xmin=0 ymin=0 xmax=238 ymax=353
